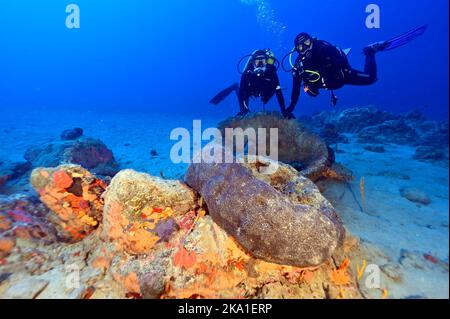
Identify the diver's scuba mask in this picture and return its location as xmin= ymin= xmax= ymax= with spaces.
xmin=237 ymin=49 xmax=279 ymax=75
xmin=252 ymin=54 xmax=268 ymax=75
xmin=295 ymin=33 xmax=314 ymax=58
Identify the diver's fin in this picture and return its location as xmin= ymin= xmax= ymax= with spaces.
xmin=210 ymin=83 xmax=239 ymax=105
xmin=343 ymin=48 xmax=352 ymax=56
xmin=366 ymin=24 xmax=428 ymax=53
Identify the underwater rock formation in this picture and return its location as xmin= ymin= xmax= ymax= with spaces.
xmin=400 ymin=187 xmax=431 ymax=205
xmin=413 ymin=146 xmax=449 ymax=163
xmin=185 ymin=151 xmax=345 ymax=267
xmin=102 ymin=169 xmax=196 ymax=255
xmin=162 ymin=215 xmax=362 ymax=299
xmin=0 ymin=194 xmax=58 ymax=257
xmin=61 ymin=128 xmax=84 ymax=141
xmin=0 ymin=161 xmax=32 ymax=191
xmin=30 ymin=165 xmax=107 ymax=242
xmin=319 ymin=123 xmax=349 ymax=145
xmin=24 ymin=137 xmax=119 ymax=177
xmin=312 ymin=107 xmax=398 ymax=133
xmin=310 ymin=107 xmax=449 ymax=149
xmin=357 ymin=119 xmax=418 ymax=145
xmin=218 ymin=112 xmax=353 ymax=182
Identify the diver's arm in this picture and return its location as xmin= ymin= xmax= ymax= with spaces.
xmin=238 ymin=88 xmax=250 ymax=112
xmin=287 ymin=74 xmax=302 ymax=113
xmin=238 ymin=75 xmax=251 ymax=112
xmin=273 ymin=73 xmax=286 ymax=112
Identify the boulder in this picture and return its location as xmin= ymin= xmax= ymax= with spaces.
xmin=102 ymin=169 xmax=196 ymax=255
xmin=24 ymin=137 xmax=119 ymax=177
xmin=31 ymin=165 xmax=107 ymax=242
xmin=185 ymin=149 xmax=345 ymax=267
xmin=61 ymin=128 xmax=84 ymax=141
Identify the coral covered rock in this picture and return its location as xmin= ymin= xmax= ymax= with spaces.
xmin=185 ymin=151 xmax=345 ymax=267
xmin=162 ymin=215 xmax=360 ymax=299
xmin=31 ymin=165 xmax=107 ymax=242
xmin=24 ymin=137 xmax=119 ymax=177
xmin=0 ymin=193 xmax=58 ymax=260
xmin=102 ymin=169 xmax=196 ymax=255
xmin=218 ymin=112 xmax=352 ymax=182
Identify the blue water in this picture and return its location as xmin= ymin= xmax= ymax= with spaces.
xmin=0 ymin=0 xmax=448 ymax=120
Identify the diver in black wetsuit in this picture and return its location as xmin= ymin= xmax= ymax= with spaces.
xmin=283 ymin=25 xmax=428 ymax=118
xmin=283 ymin=33 xmax=377 ymax=118
xmin=210 ymin=49 xmax=287 ymax=117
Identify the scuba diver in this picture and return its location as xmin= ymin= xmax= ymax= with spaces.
xmin=282 ymin=25 xmax=428 ymax=118
xmin=210 ymin=49 xmax=287 ymax=117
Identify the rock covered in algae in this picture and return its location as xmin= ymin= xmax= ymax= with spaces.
xmin=0 ymin=160 xmax=33 ymax=194
xmin=0 ymin=194 xmax=58 ymax=251
xmin=218 ymin=112 xmax=353 ymax=182
xmin=24 ymin=137 xmax=119 ymax=177
xmin=101 ymin=169 xmax=196 ymax=255
xmin=30 ymin=165 xmax=106 ymax=242
xmin=185 ymin=149 xmax=345 ymax=267
xmin=162 ymin=215 xmax=361 ymax=299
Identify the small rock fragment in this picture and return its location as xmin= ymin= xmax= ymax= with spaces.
xmin=400 ymin=187 xmax=431 ymax=205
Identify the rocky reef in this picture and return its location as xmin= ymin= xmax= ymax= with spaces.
xmin=307 ymin=107 xmax=449 ymax=164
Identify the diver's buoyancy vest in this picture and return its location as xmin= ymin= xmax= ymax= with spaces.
xmin=296 ymin=40 xmax=349 ymax=89
xmin=243 ymin=65 xmax=277 ymax=97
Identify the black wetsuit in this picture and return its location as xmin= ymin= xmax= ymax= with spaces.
xmin=239 ymin=64 xmax=286 ymax=114
xmin=287 ymin=39 xmax=377 ymax=112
